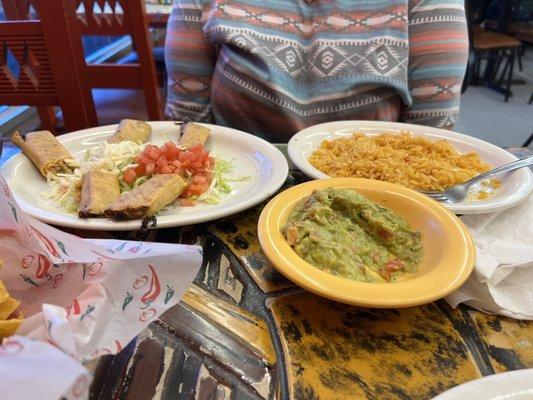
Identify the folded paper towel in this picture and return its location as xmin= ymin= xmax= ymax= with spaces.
xmin=446 ymin=193 xmax=533 ymax=319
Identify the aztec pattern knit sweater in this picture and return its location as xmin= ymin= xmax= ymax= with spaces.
xmin=165 ymin=0 xmax=468 ymax=141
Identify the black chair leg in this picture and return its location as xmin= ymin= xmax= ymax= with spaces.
xmin=471 ymin=53 xmax=480 ymax=85
xmin=492 ymin=50 xmax=504 ymax=80
xmin=529 ymin=90 xmax=533 ymax=105
xmin=474 ymin=55 xmax=481 ymax=84
xmin=517 ymin=45 xmax=524 ymax=72
xmin=505 ymin=49 xmax=515 ymax=102
xmin=497 ymin=51 xmax=511 ymax=87
xmin=523 ymin=133 xmax=533 ymax=147
xmin=484 ymin=50 xmax=498 ymax=83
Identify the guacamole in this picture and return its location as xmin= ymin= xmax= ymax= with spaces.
xmin=281 ymin=188 xmax=423 ymax=283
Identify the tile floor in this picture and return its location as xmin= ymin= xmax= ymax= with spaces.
xmin=455 ymin=48 xmax=533 ymax=148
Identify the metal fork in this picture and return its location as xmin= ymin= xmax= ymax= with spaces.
xmin=419 ymin=155 xmax=533 ymax=203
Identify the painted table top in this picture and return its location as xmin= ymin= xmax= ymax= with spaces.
xmin=80 ymin=147 xmax=532 ymax=400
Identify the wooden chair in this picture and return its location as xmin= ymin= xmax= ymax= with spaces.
xmin=465 ymin=0 xmax=526 ymax=101
xmin=471 ymin=29 xmax=521 ymax=101
xmin=0 ymin=0 xmax=97 ymax=132
xmin=506 ymin=20 xmax=532 ymax=72
xmin=4 ymin=0 xmax=162 ymax=124
xmin=74 ymin=0 xmax=162 ymax=120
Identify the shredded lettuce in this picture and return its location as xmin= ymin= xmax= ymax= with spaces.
xmin=198 ymin=158 xmax=251 ymax=204
xmin=43 ymin=142 xmax=251 ymax=213
xmin=43 ymin=141 xmax=145 ymax=211
xmin=120 ymin=175 xmax=149 ymax=193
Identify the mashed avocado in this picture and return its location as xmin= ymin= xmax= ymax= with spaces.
xmin=281 ymin=188 xmax=422 ymax=283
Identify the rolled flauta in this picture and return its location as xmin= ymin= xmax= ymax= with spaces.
xmin=107 ymin=119 xmax=151 ymax=144
xmin=104 ymin=174 xmax=187 ymax=219
xmin=78 ymin=168 xmax=121 ymax=218
xmin=12 ymin=131 xmax=74 ymax=177
xmin=178 ymin=122 xmax=210 ymax=149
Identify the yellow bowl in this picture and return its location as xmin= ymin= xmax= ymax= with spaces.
xmin=258 ymin=178 xmax=475 ymax=308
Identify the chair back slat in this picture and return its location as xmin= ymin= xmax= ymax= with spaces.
xmin=86 ymin=63 xmax=142 ymax=87
xmin=0 ymin=0 xmax=98 ymax=131
xmin=73 ymin=0 xmax=162 ymax=119
xmin=1 ymin=0 xmax=161 ymax=122
xmin=0 ymin=21 xmax=56 ymax=99
xmin=75 ymin=0 xmax=131 ymax=35
xmin=2 ymin=0 xmax=39 ymax=20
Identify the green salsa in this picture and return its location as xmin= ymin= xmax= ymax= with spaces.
xmin=281 ymin=188 xmax=423 ymax=283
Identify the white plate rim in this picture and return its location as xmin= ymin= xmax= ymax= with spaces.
xmin=432 ymin=369 xmax=533 ymax=400
xmin=288 ymin=120 xmax=533 ymax=214
xmin=1 ymin=121 xmax=289 ymax=230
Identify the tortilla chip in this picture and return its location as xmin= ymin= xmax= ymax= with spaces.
xmin=0 ymin=318 xmax=22 ymax=338
xmin=0 ymin=297 xmax=20 ymax=320
xmin=0 ymin=265 xmax=24 ymax=339
xmin=0 ymin=280 xmax=8 ymax=304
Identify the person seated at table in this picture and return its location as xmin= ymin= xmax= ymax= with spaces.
xmin=165 ymin=0 xmax=468 ymax=142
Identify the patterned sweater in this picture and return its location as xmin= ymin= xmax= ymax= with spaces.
xmin=165 ymin=0 xmax=468 ymax=141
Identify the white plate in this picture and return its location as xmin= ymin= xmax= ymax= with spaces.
xmin=1 ymin=121 xmax=289 ymax=230
xmin=433 ymin=369 xmax=533 ymax=400
xmin=288 ymin=121 xmax=532 ymax=214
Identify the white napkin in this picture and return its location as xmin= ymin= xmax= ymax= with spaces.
xmin=0 ymin=336 xmax=92 ymax=400
xmin=445 ymin=194 xmax=533 ymax=319
xmin=0 ymin=174 xmax=203 ymax=399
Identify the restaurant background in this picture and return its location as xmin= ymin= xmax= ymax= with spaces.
xmin=0 ymin=1 xmax=532 ymax=400
xmin=0 ymin=0 xmax=531 ymax=161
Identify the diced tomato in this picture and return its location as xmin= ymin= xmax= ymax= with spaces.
xmin=133 ymin=163 xmax=146 ymax=176
xmin=142 ymin=144 xmax=155 ymax=154
xmin=145 ymin=163 xmax=155 ymax=175
xmin=123 ymin=168 xmax=136 ymax=184
xmin=179 ymin=198 xmax=197 ymax=207
xmin=380 ymin=259 xmax=404 ymax=281
xmin=155 ymin=155 xmax=168 ymax=168
xmin=163 ymin=142 xmax=180 ymax=160
xmin=145 ymin=146 xmax=162 ymax=161
xmin=192 ymin=174 xmax=207 ymax=184
xmin=187 ymin=184 xmax=204 ymax=196
xmin=185 ymin=182 xmax=210 ymax=197
xmin=190 ymin=144 xmax=203 ymax=153
xmin=128 ymin=142 xmax=213 ymax=199
xmin=191 ymin=160 xmax=203 ymax=170
xmin=159 ymin=165 xmax=173 ymax=174
xmin=169 ymin=160 xmax=183 ymax=174
xmin=179 ymin=151 xmax=195 ymax=167
xmin=171 ymin=160 xmax=182 ymax=169
xmin=139 ymin=154 xmax=152 ymax=166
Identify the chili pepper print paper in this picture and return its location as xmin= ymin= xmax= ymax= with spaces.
xmin=12 ymin=235 xmax=202 ymax=361
xmin=0 ymin=175 xmax=202 ymax=399
xmin=0 ymin=336 xmax=92 ymax=400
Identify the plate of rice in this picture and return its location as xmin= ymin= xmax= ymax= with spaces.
xmin=288 ymin=121 xmax=533 ymax=214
